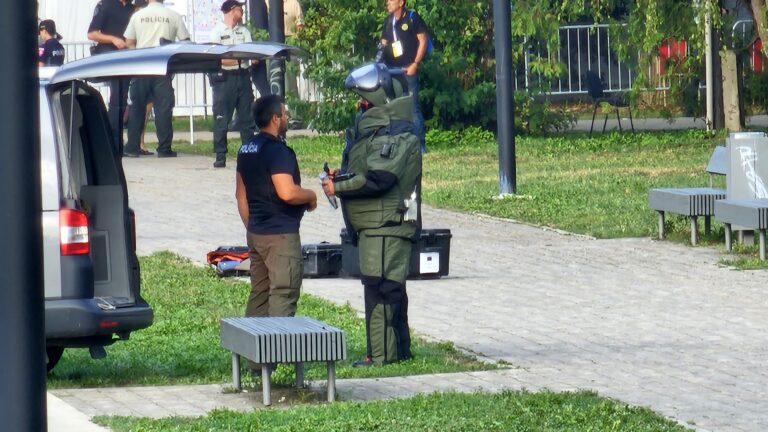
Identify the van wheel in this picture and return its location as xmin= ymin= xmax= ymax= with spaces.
xmin=46 ymin=346 xmax=65 ymax=372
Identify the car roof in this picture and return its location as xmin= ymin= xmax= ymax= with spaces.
xmin=50 ymin=42 xmax=306 ymax=85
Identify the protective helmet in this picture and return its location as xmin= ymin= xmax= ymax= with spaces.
xmin=345 ymin=63 xmax=409 ymax=107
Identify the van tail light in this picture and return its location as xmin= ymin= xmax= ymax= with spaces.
xmin=60 ymin=209 xmax=90 ymax=256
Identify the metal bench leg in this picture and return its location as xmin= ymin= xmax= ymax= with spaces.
xmin=761 ymin=230 xmax=766 ymax=260
xmin=602 ymin=113 xmax=609 ymax=133
xmin=232 ymin=353 xmax=241 ymax=391
xmin=262 ymin=366 xmax=272 ymax=406
xmin=589 ymin=104 xmax=598 ymax=137
xmin=295 ymin=362 xmax=304 ymax=389
xmin=658 ymin=211 xmax=665 ymax=239
xmin=616 ymin=108 xmax=622 ymax=131
xmin=690 ymin=216 xmax=698 ymax=246
xmin=704 ymin=216 xmax=711 ymax=235
xmin=725 ymin=223 xmax=732 ymax=251
xmin=327 ymin=361 xmax=336 ymax=403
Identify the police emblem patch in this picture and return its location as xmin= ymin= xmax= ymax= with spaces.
xmin=401 ymin=23 xmax=409 ymax=31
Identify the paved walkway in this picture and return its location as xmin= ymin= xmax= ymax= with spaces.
xmin=51 ymin=140 xmax=768 ymax=431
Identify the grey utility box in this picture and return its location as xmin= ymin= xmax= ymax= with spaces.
xmin=727 ymin=132 xmax=768 ymax=200
xmin=726 ymin=132 xmax=768 ymax=234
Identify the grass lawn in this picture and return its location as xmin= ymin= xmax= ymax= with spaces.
xmin=47 ymin=252 xmax=491 ymax=389
xmin=95 ymin=390 xmax=689 ymax=432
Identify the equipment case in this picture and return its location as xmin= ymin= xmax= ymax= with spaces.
xmin=302 ymin=242 xmax=343 ymax=278
xmin=340 ymin=228 xmax=452 ymax=279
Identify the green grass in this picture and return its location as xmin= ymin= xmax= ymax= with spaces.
xmin=47 ymin=252 xmax=492 ymax=389
xmin=145 ymin=116 xmax=215 ymax=133
xmin=95 ymin=390 xmax=690 ymax=431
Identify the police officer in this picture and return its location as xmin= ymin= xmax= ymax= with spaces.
xmin=236 ymin=94 xmax=317 ymax=372
xmin=38 ymin=20 xmax=65 ymax=66
xmin=87 ymin=0 xmax=139 ymax=155
xmin=209 ymin=0 xmax=257 ymax=168
xmin=123 ymin=0 xmax=190 ymax=158
xmin=322 ymin=63 xmax=422 ymax=366
xmin=380 ymin=0 xmax=428 ymax=153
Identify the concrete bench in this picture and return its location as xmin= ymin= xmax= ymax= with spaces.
xmin=220 ymin=316 xmax=347 ymax=405
xmin=714 ymin=199 xmax=768 ymax=259
xmin=648 ymin=146 xmax=727 ymax=245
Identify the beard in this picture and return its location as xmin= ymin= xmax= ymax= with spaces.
xmin=278 ymin=117 xmax=288 ymax=139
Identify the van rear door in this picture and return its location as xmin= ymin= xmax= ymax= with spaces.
xmin=49 ymin=42 xmax=306 ymax=84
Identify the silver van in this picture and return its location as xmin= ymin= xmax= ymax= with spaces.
xmin=41 ymin=42 xmax=302 ymax=371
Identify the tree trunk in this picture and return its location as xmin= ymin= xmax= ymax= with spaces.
xmin=722 ymin=50 xmax=746 ymax=130
xmin=750 ymin=1 xmax=768 ymax=58
xmin=712 ymin=27 xmax=726 ymax=130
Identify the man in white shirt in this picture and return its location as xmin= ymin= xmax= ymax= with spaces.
xmin=122 ymin=0 xmax=190 ymax=158
xmin=208 ymin=0 xmax=256 ymax=168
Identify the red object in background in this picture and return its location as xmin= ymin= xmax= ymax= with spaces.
xmin=752 ymin=38 xmax=764 ymax=73
xmin=658 ymin=39 xmax=687 ymax=74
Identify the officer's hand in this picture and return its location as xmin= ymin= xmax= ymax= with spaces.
xmin=404 ymin=63 xmax=418 ymax=76
xmin=113 ymin=37 xmax=128 ymax=50
xmin=307 ymin=194 xmax=318 ymax=212
xmin=322 ymin=178 xmax=335 ymax=197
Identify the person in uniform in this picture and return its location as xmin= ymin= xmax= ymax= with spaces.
xmin=38 ymin=20 xmax=65 ymax=67
xmin=235 ymin=94 xmax=317 ymax=370
xmin=380 ymin=0 xmax=428 ymax=153
xmin=322 ymin=63 xmax=422 ymax=366
xmin=123 ymin=0 xmax=190 ymax=158
xmin=87 ymin=0 xmax=140 ymax=156
xmin=208 ymin=0 xmax=257 ymax=168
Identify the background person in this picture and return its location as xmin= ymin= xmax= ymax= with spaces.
xmin=235 ymin=94 xmax=317 ymax=370
xmin=380 ymin=0 xmax=427 ymax=153
xmin=38 ymin=20 xmax=65 ymax=66
xmin=87 ymin=0 xmax=141 ymax=156
xmin=123 ymin=0 xmax=190 ymax=158
xmin=208 ymin=0 xmax=257 ymax=168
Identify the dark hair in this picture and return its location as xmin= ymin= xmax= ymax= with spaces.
xmin=252 ymin=94 xmax=285 ymax=128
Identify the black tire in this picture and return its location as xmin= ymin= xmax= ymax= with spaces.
xmin=46 ymin=346 xmax=65 ymax=372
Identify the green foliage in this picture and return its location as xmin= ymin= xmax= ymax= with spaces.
xmin=515 ymin=93 xmax=576 ymax=134
xmin=744 ymin=70 xmax=768 ymax=115
xmin=47 ymin=252 xmax=492 ymax=388
xmin=296 ymin=0 xmax=497 ymax=132
xmin=97 ymin=390 xmax=690 ymax=431
xmin=293 ymin=0 xmax=735 ymax=133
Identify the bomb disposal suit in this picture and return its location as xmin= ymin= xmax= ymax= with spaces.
xmin=333 ymin=63 xmax=422 ymax=365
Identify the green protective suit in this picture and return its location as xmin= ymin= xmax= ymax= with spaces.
xmin=333 ymin=95 xmax=422 ymax=364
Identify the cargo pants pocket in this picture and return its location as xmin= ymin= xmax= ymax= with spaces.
xmin=268 ymin=251 xmax=302 ymax=317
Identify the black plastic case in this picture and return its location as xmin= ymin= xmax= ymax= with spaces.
xmin=340 ymin=228 xmax=452 ymax=280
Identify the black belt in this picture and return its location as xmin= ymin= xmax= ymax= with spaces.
xmin=222 ymin=68 xmax=249 ymax=75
